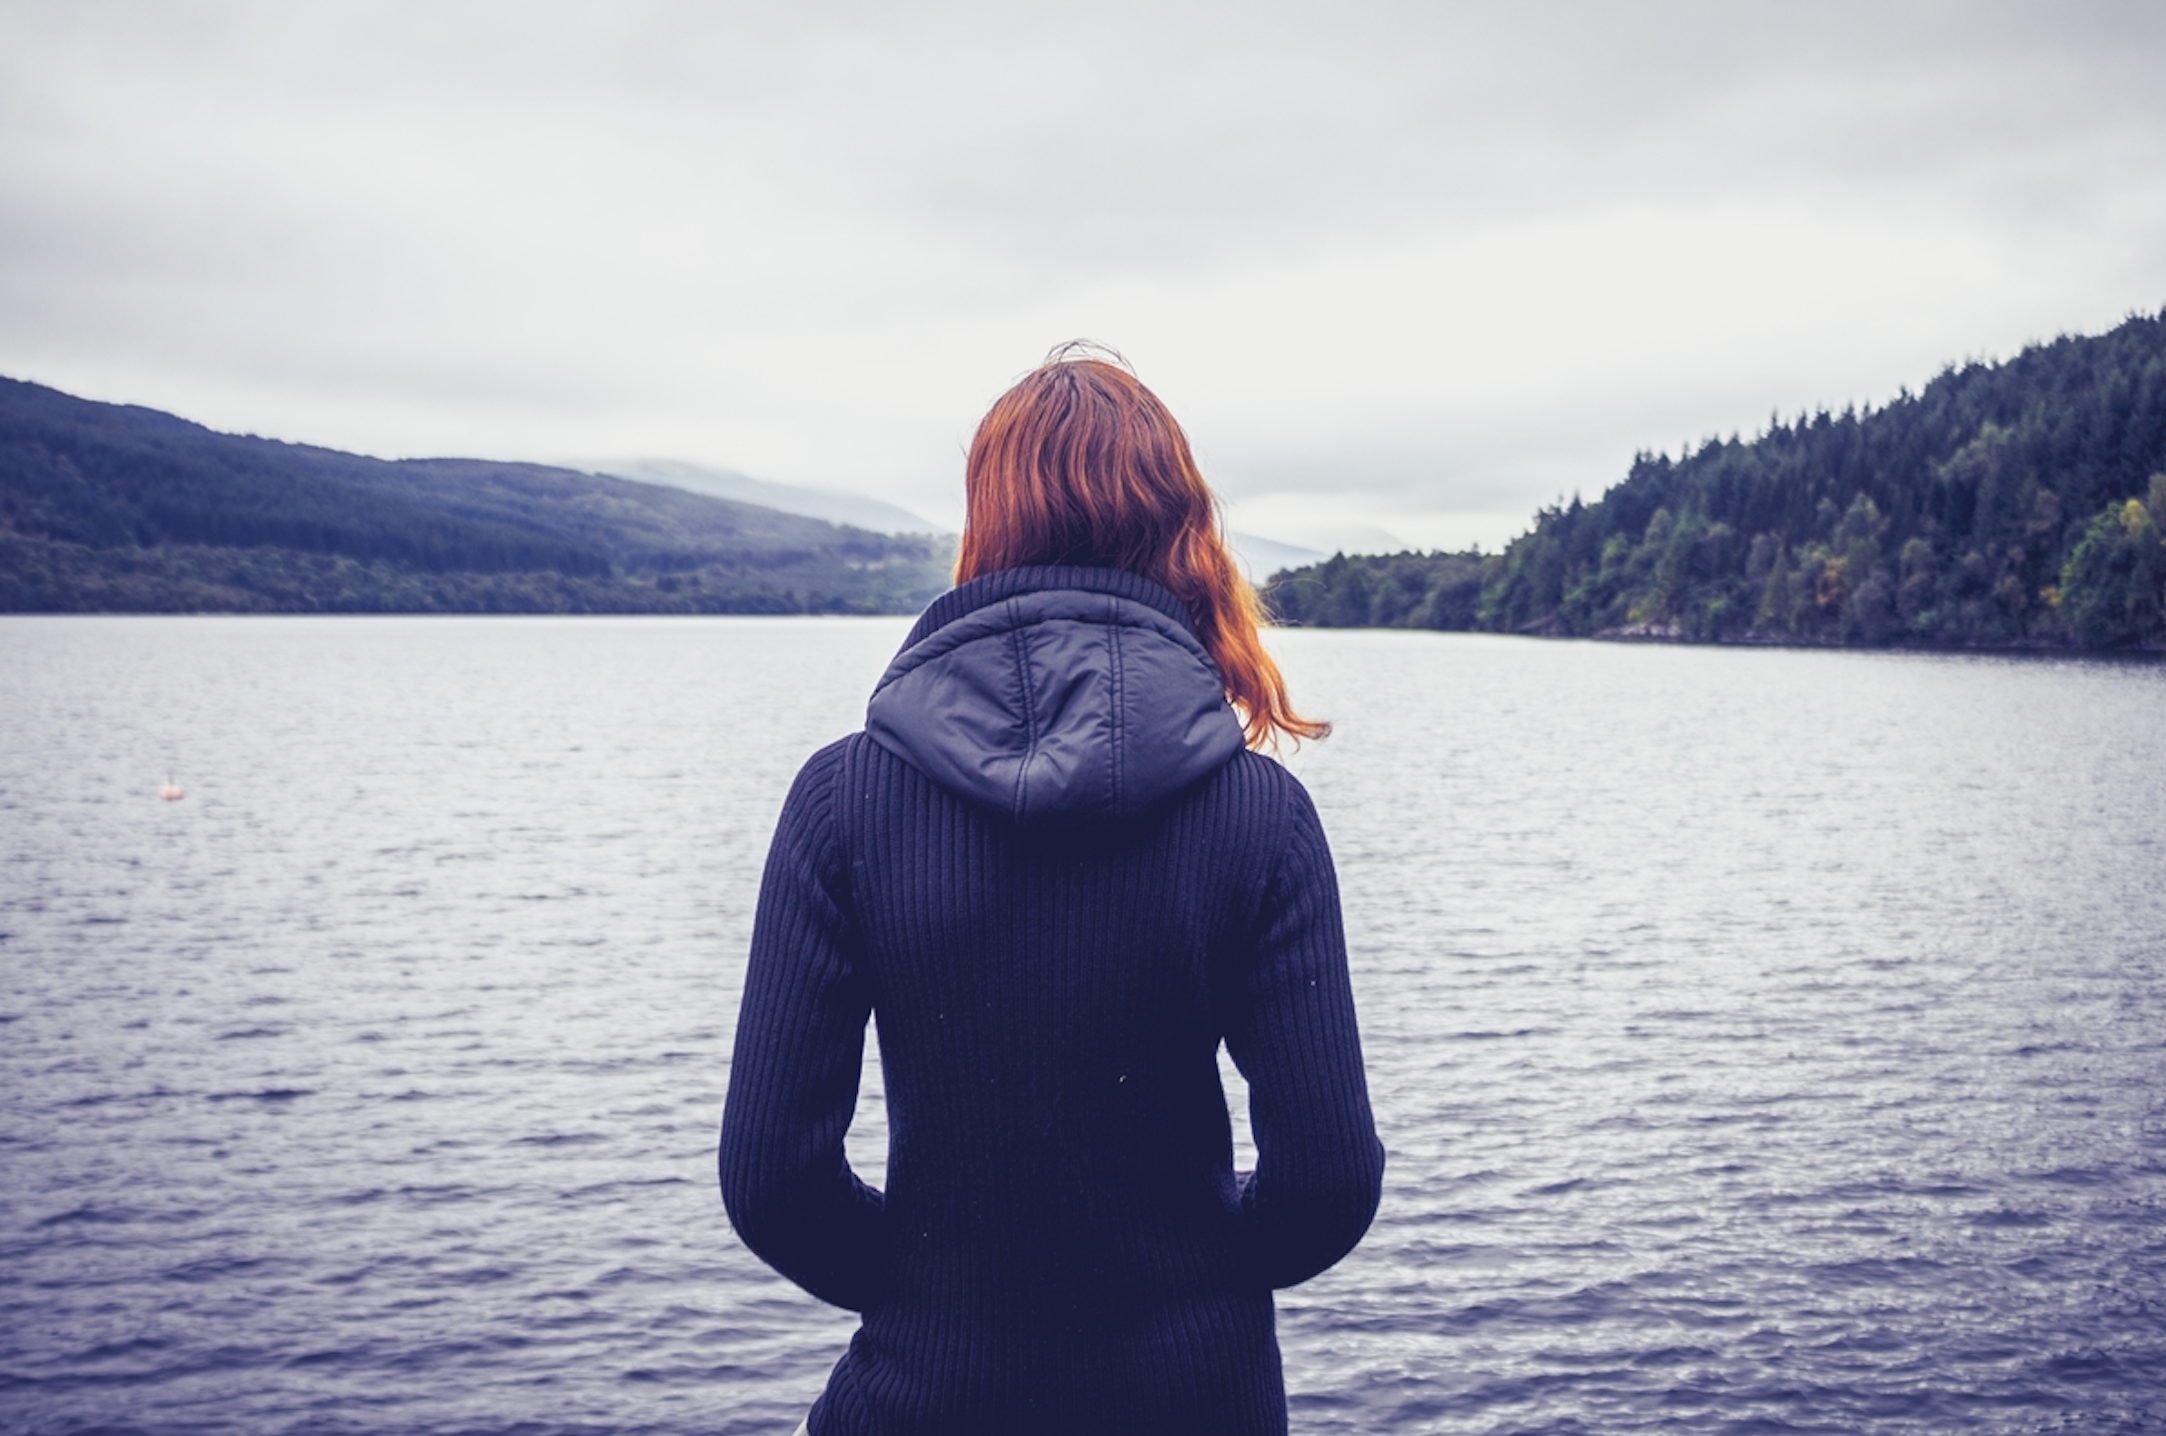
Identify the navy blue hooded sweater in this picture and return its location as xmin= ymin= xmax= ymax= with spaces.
xmin=719 ymin=564 xmax=1384 ymax=1436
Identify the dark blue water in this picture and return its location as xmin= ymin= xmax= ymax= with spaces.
xmin=3 ymin=617 xmax=2163 ymax=1434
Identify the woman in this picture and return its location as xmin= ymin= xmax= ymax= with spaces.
xmin=719 ymin=348 xmax=1384 ymax=1436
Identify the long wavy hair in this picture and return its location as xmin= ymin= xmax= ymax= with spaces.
xmin=955 ymin=346 xmax=1328 ymax=750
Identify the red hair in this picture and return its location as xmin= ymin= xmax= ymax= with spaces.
xmin=955 ymin=348 xmax=1328 ymax=750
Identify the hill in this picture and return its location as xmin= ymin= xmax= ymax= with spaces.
xmin=584 ymin=458 xmax=947 ymax=536
xmin=0 ymin=378 xmax=952 ymax=614
xmin=1265 ymin=308 xmax=2166 ymax=649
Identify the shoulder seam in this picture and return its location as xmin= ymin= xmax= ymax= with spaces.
xmin=809 ymin=735 xmax=864 ymax=917
xmin=1231 ymin=751 xmax=1301 ymax=933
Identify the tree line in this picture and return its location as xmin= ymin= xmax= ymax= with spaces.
xmin=0 ymin=377 xmax=954 ymax=614
xmin=1265 ymin=308 xmax=2166 ymax=649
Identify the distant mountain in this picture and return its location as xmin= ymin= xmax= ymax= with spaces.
xmin=588 ymin=458 xmax=948 ymax=536
xmin=0 ymin=378 xmax=954 ymax=614
xmin=1227 ymin=532 xmax=1327 ymax=584
xmin=1266 ymin=307 xmax=2166 ymax=649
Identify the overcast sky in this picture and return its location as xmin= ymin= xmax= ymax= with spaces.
xmin=4 ymin=1 xmax=2164 ymax=550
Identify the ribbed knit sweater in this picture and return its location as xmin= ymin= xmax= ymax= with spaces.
xmin=719 ymin=565 xmax=1384 ymax=1436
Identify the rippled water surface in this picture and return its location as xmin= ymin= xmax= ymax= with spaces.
xmin=4 ymin=617 xmax=2164 ymax=1435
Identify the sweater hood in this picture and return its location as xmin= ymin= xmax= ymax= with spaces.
xmin=865 ymin=565 xmax=1247 ymax=825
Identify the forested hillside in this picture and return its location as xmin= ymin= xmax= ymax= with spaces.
xmin=0 ymin=377 xmax=952 ymax=614
xmin=1266 ymin=308 xmax=2166 ymax=648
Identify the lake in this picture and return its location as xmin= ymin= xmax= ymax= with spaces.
xmin=3 ymin=616 xmax=2164 ymax=1434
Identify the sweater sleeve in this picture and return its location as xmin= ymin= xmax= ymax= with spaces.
xmin=718 ymin=740 xmax=887 ymax=1311
xmin=1224 ymin=773 xmax=1385 ymax=1290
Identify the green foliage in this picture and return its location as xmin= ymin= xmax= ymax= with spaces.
xmin=2059 ymin=495 xmax=2166 ymax=647
xmin=1264 ymin=308 xmax=2166 ymax=649
xmin=1262 ymin=550 xmax=1493 ymax=629
xmin=0 ymin=377 xmax=953 ymax=614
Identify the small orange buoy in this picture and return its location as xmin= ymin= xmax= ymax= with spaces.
xmin=159 ymin=779 xmax=185 ymax=802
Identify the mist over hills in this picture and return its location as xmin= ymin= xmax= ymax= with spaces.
xmin=0 ymin=378 xmax=953 ymax=614
xmin=1227 ymin=532 xmax=1327 ymax=585
xmin=15 ymin=304 xmax=2163 ymax=645
xmin=1266 ymin=308 xmax=2166 ymax=650
xmin=585 ymin=458 xmax=948 ymax=537
xmin=591 ymin=458 xmax=1329 ymax=584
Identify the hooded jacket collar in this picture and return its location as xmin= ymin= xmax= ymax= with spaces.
xmin=866 ymin=565 xmax=1247 ymax=826
xmin=894 ymin=563 xmax=1197 ymax=649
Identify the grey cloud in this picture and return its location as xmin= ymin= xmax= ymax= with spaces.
xmin=3 ymin=1 xmax=2164 ymax=530
xmin=17 ymin=3 xmax=2163 ymax=269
